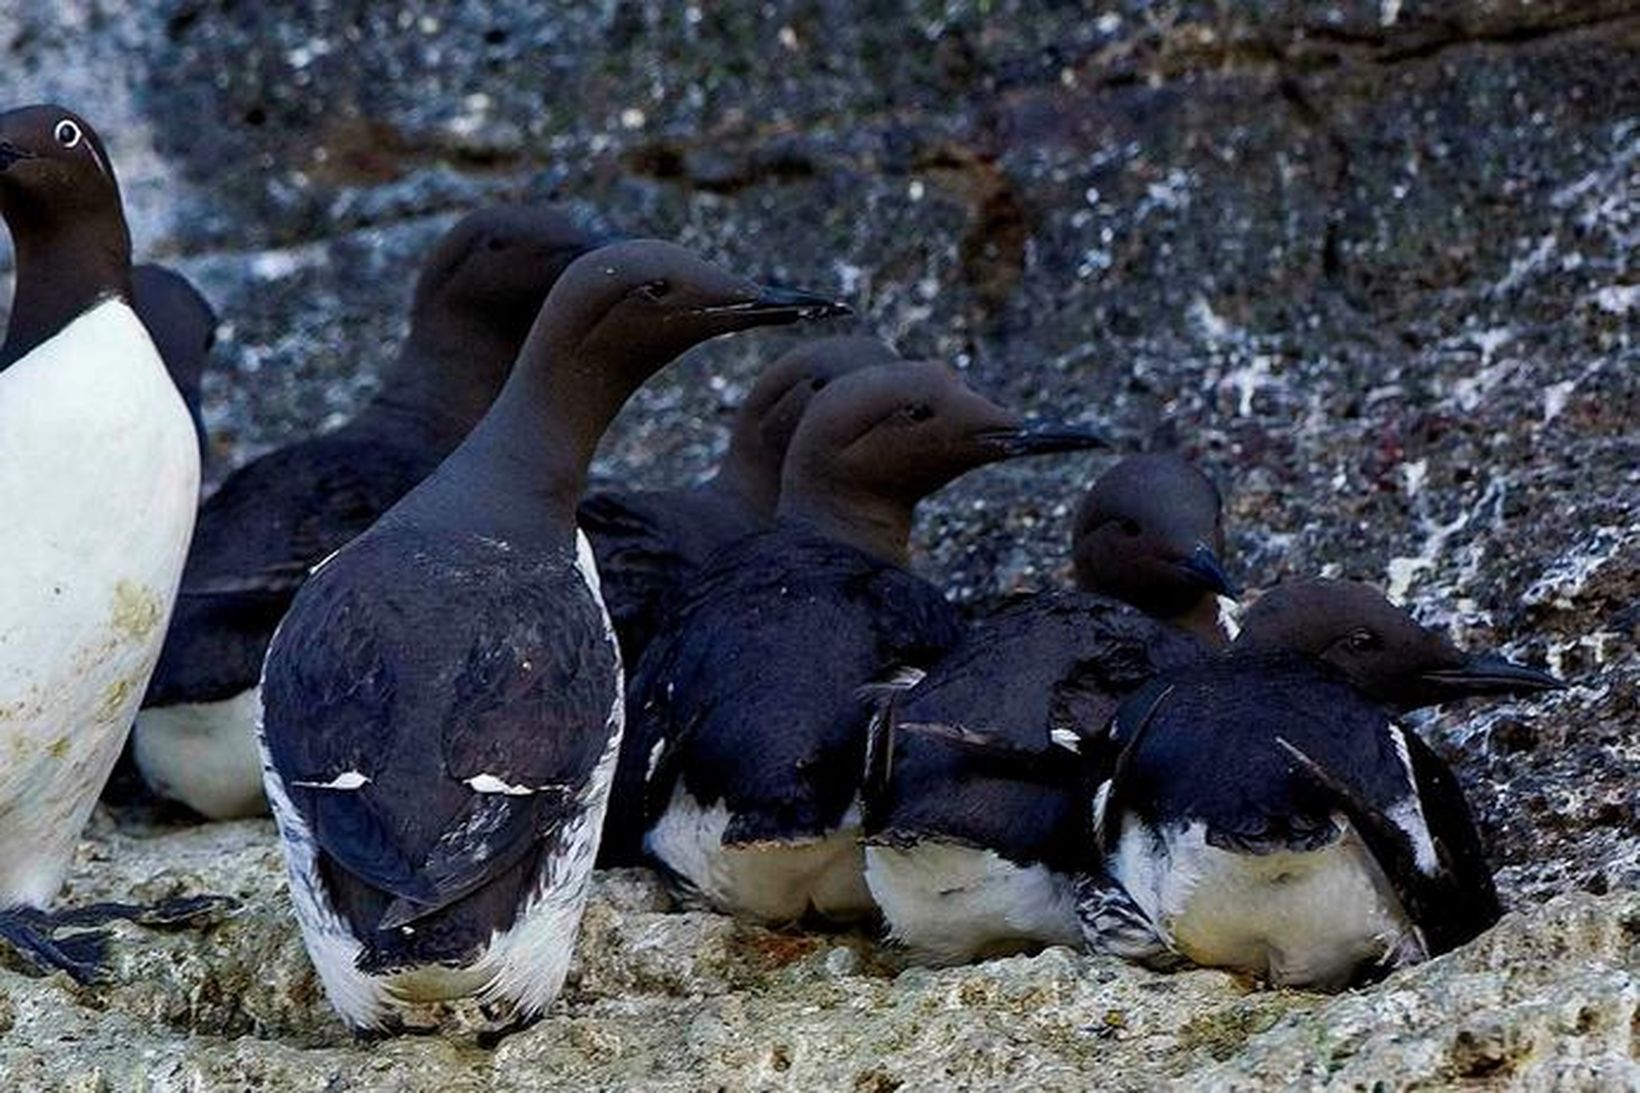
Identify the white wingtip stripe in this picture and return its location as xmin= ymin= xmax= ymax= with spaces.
xmin=291 ymin=771 xmax=370 ymax=790
xmin=466 ymin=774 xmax=537 ymax=796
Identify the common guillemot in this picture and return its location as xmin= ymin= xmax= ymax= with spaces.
xmin=1080 ymin=578 xmax=1564 ymax=989
xmin=258 ymin=239 xmax=846 ymax=1033
xmin=633 ymin=361 xmax=1106 ymax=925
xmin=0 ymin=104 xmax=204 ymax=980
xmin=131 ymin=262 xmax=216 ymax=457
xmin=860 ymin=453 xmax=1236 ymax=964
xmin=590 ymin=335 xmax=902 ymax=867
xmin=132 ymin=205 xmax=604 ymax=821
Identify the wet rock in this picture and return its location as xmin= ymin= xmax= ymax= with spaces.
xmin=0 ymin=0 xmax=1634 ymax=1086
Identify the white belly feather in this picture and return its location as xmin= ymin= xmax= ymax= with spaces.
xmin=132 ymin=687 xmax=268 ymax=819
xmin=1111 ymin=818 xmax=1423 ymax=989
xmin=0 ymin=298 xmax=199 ymax=906
xmin=647 ymin=783 xmax=877 ymax=924
xmin=865 ymin=842 xmax=1081 ymax=965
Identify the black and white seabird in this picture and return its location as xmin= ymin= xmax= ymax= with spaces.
xmin=258 ymin=239 xmax=846 ymax=1033
xmin=633 ymin=361 xmax=1107 ymax=925
xmin=860 ymin=453 xmax=1237 ymax=964
xmin=582 ymin=335 xmax=902 ymax=666
xmin=1080 ymin=578 xmax=1564 ymax=989
xmin=0 ymin=104 xmax=203 ymax=979
xmin=132 ymin=205 xmax=604 ymax=821
xmin=131 ymin=262 xmax=217 ymax=457
xmin=591 ymin=335 xmax=902 ymax=866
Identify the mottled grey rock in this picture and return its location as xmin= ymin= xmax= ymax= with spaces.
xmin=2 ymin=821 xmax=1634 ymax=1090
xmin=0 ymin=0 xmax=1634 ymax=1087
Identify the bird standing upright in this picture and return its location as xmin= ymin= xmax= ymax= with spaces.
xmin=0 ymin=104 xmax=201 ymax=980
xmin=134 ymin=205 xmax=606 ymax=821
xmin=591 ymin=334 xmax=902 ymax=865
xmin=258 ymin=239 xmax=846 ymax=1033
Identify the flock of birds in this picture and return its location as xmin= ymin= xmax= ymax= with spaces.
xmin=0 ymin=103 xmax=1566 ymax=1038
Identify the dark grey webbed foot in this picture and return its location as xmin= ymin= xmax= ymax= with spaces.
xmin=47 ymin=893 xmax=238 ymax=930
xmin=0 ymin=908 xmax=112 ymax=985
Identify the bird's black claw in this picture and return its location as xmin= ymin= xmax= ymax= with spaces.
xmin=0 ymin=910 xmax=111 ymax=985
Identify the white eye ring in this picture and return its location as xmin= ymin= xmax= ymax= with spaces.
xmin=54 ymin=119 xmax=82 ymax=148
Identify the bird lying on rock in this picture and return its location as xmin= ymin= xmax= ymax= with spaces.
xmin=861 ymin=453 xmax=1237 ymax=964
xmin=592 ymin=334 xmax=903 ymax=866
xmin=0 ymin=103 xmax=224 ymax=983
xmin=258 ymin=239 xmax=847 ymax=1034
xmin=632 ymin=360 xmax=1107 ymax=926
xmin=132 ymin=204 xmax=606 ymax=822
xmin=1080 ymin=578 xmax=1563 ymax=989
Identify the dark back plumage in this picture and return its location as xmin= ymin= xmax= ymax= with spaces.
xmin=264 ymin=520 xmax=617 ymax=966
xmin=627 ymin=528 xmax=964 ymax=847
xmin=142 ymin=206 xmax=604 ymax=711
xmin=866 ymin=591 xmax=1209 ymax=870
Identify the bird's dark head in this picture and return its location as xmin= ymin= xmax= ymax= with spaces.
xmin=0 ymin=104 xmax=122 ymax=230
xmin=532 ymin=239 xmax=849 ymax=379
xmin=1072 ymin=453 xmax=1236 ymax=619
xmin=0 ymin=105 xmax=136 ymax=367
xmin=716 ymin=335 xmax=903 ymax=517
xmin=778 ymin=360 xmax=1105 ymax=561
xmin=411 ymin=204 xmax=606 ymax=349
xmin=742 ymin=336 xmax=903 ymax=463
xmin=1237 ymin=578 xmax=1564 ymax=712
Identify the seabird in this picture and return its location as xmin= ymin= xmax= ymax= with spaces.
xmin=258 ymin=239 xmax=846 ymax=1033
xmin=634 ymin=361 xmax=1106 ymax=925
xmin=860 ymin=453 xmax=1237 ymax=964
xmin=582 ymin=334 xmax=902 ymax=665
xmin=0 ymin=104 xmax=208 ymax=981
xmin=590 ymin=335 xmax=902 ymax=866
xmin=1081 ymin=578 xmax=1564 ymax=989
xmin=132 ymin=204 xmax=605 ymax=821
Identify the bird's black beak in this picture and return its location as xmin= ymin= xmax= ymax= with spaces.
xmin=697 ymin=284 xmax=852 ymax=325
xmin=0 ymin=142 xmax=34 ymax=172
xmin=976 ymin=422 xmax=1109 ymax=457
xmin=1419 ymin=653 xmax=1565 ymax=700
xmin=1174 ymin=543 xmax=1240 ymax=598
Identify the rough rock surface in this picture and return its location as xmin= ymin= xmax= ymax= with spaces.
xmin=0 ymin=1 xmax=1634 ymax=1088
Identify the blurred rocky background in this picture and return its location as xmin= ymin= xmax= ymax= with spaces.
xmin=0 ymin=1 xmax=1634 ymax=1087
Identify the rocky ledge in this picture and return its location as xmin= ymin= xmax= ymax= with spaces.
xmin=0 ymin=818 xmax=1632 ymax=1090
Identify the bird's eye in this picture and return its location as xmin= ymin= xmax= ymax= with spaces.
xmin=1346 ymin=629 xmax=1380 ymax=652
xmin=54 ymin=119 xmax=82 ymax=148
xmin=901 ymin=403 xmax=934 ymax=423
xmin=1120 ymin=518 xmax=1142 ymax=536
xmin=809 ymin=377 xmax=827 ymax=391
xmin=484 ymin=235 xmax=509 ymax=252
xmin=637 ymin=279 xmax=671 ymax=300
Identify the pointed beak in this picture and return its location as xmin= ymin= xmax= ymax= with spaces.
xmin=697 ymin=284 xmax=852 ymax=325
xmin=1419 ymin=654 xmax=1565 ymax=700
xmin=975 ymin=422 xmax=1109 ymax=457
xmin=1173 ymin=543 xmax=1240 ymax=598
xmin=0 ymin=141 xmax=34 ymax=172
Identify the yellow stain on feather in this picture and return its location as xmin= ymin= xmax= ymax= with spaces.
xmin=111 ymin=580 xmax=162 ymax=641
xmin=97 ymin=678 xmax=134 ymax=722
